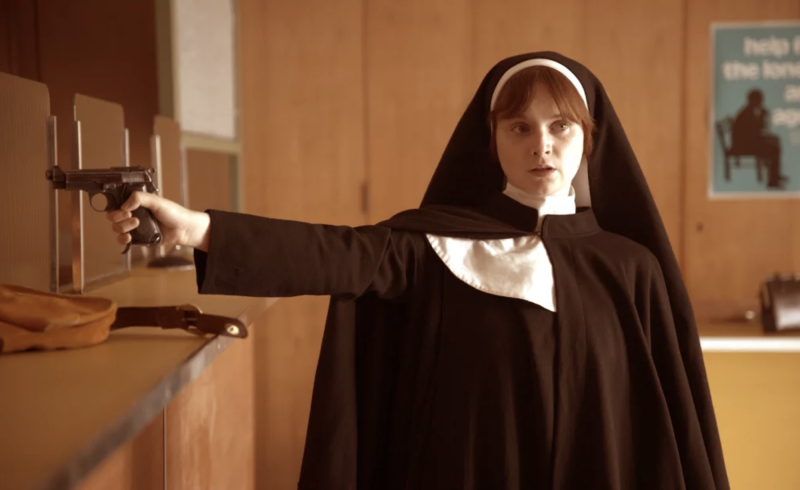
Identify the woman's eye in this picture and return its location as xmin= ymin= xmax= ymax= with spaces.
xmin=511 ymin=124 xmax=528 ymax=133
xmin=554 ymin=121 xmax=571 ymax=131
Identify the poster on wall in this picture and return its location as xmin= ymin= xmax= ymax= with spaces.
xmin=711 ymin=22 xmax=800 ymax=198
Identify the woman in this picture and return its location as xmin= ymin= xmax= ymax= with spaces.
xmin=109 ymin=52 xmax=729 ymax=489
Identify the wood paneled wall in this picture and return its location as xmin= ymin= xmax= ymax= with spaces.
xmin=185 ymin=149 xmax=235 ymax=214
xmin=0 ymin=0 xmax=40 ymax=80
xmin=365 ymin=0 xmax=685 ymax=256
xmin=240 ymin=0 xmax=800 ymax=488
xmin=239 ymin=0 xmax=687 ymax=489
xmin=365 ymin=0 xmax=473 ymax=223
xmin=4 ymin=0 xmax=798 ymax=488
xmin=36 ymin=0 xmax=159 ymax=173
xmin=0 ymin=4 xmax=9 ymax=73
xmin=238 ymin=0 xmax=366 ymax=488
xmin=685 ymin=0 xmax=800 ymax=317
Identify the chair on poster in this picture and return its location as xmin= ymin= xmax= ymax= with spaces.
xmin=147 ymin=115 xmax=195 ymax=270
xmin=715 ymin=116 xmax=766 ymax=183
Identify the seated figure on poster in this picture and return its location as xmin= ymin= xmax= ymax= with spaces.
xmin=731 ymin=89 xmax=786 ymax=189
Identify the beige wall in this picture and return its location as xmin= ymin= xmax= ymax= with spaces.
xmin=364 ymin=0 xmax=685 ymax=257
xmin=239 ymin=1 xmax=366 ymax=488
xmin=185 ymin=149 xmax=235 ymax=214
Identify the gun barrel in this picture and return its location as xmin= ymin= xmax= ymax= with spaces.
xmin=66 ymin=166 xmax=152 ymax=180
xmin=45 ymin=166 xmax=156 ymax=189
xmin=45 ymin=167 xmax=66 ymax=189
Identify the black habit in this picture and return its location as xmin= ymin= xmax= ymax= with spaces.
xmin=194 ymin=52 xmax=730 ymax=490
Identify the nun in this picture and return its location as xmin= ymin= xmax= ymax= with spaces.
xmin=110 ymin=51 xmax=730 ymax=490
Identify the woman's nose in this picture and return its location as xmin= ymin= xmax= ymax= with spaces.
xmin=529 ymin=130 xmax=552 ymax=156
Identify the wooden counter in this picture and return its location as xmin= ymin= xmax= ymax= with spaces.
xmin=0 ymin=266 xmax=274 ymax=490
xmin=3 ymin=268 xmax=800 ymax=490
xmin=698 ymin=320 xmax=800 ymax=490
xmin=699 ymin=320 xmax=800 ymax=352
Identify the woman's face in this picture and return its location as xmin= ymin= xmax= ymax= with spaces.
xmin=495 ymin=85 xmax=585 ymax=197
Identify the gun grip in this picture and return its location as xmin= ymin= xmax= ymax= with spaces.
xmin=128 ymin=207 xmax=163 ymax=252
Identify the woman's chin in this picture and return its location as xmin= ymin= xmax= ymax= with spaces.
xmin=515 ymin=175 xmax=564 ymax=196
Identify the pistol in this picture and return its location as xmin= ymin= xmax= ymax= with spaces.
xmin=46 ymin=165 xmax=162 ymax=254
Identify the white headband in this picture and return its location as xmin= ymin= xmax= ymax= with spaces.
xmin=490 ymin=58 xmax=588 ymax=110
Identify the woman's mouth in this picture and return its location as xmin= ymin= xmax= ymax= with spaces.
xmin=528 ymin=166 xmax=556 ymax=175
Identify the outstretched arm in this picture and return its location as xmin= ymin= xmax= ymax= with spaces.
xmin=193 ymin=210 xmax=419 ymax=301
xmin=108 ymin=192 xmax=420 ymax=301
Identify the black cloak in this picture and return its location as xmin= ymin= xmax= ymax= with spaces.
xmin=194 ymin=52 xmax=729 ymax=490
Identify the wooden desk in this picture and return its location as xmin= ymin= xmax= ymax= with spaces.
xmin=0 ymin=267 xmax=274 ymax=490
xmin=4 ymin=276 xmax=800 ymax=490
xmin=700 ymin=320 xmax=800 ymax=352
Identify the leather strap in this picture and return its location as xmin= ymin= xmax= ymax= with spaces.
xmin=111 ymin=305 xmax=248 ymax=338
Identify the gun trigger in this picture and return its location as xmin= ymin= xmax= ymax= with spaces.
xmin=121 ymin=243 xmax=131 ymax=255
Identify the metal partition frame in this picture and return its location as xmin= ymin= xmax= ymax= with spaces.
xmin=0 ymin=72 xmax=58 ymax=292
xmin=71 ymin=94 xmax=131 ymax=294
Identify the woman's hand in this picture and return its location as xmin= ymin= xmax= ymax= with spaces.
xmin=106 ymin=192 xmax=211 ymax=252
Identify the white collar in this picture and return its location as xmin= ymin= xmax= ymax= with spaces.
xmin=502 ymin=183 xmax=577 ymax=232
xmin=424 ymin=183 xmax=576 ymax=312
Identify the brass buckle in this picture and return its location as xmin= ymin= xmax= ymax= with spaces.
xmin=176 ymin=304 xmax=208 ymax=337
